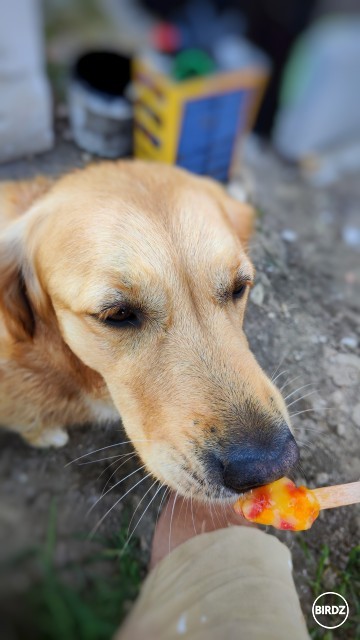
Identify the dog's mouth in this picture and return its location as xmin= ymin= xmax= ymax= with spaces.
xmin=154 ymin=427 xmax=300 ymax=502
xmin=173 ymin=464 xmax=238 ymax=502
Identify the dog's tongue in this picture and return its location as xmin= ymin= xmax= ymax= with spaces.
xmin=233 ymin=477 xmax=320 ymax=531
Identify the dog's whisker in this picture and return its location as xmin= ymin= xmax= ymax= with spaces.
xmin=296 ymin=435 xmax=313 ymax=446
xmin=270 ymin=353 xmax=289 ymax=382
xmin=279 ymin=374 xmax=301 ymax=392
xmin=127 ymin=478 xmax=159 ymax=536
xmin=100 ymin=452 xmax=139 ymax=497
xmin=94 ymin=452 xmax=137 ymax=484
xmin=89 ymin=472 xmax=153 ymax=538
xmin=162 ymin=485 xmax=175 ymax=523
xmin=212 ymin=499 xmax=223 ymax=528
xmin=78 ymin=451 xmax=137 ymax=466
xmin=283 ymin=383 xmax=316 ymax=403
xmin=96 ymin=464 xmax=114 ymax=483
xmin=190 ymin=490 xmax=197 ymax=535
xmin=271 ymin=369 xmax=289 ymax=384
xmin=297 ymin=462 xmax=309 ymax=485
xmin=290 ymin=409 xmax=317 ymax=418
xmin=168 ymin=491 xmax=179 ymax=554
xmin=156 ymin=486 xmax=170 ymax=527
xmin=87 ymin=463 xmax=148 ymax=515
xmin=184 ymin=490 xmax=190 ymax=524
xmin=270 ymin=348 xmax=293 ymax=380
xmin=208 ymin=498 xmax=216 ymax=530
xmin=176 ymin=492 xmax=187 ymax=524
xmin=65 ymin=439 xmax=152 ymax=467
xmin=124 ymin=482 xmax=164 ymax=552
xmin=287 ymin=468 xmax=298 ymax=484
xmin=296 ymin=439 xmax=313 ymax=453
xmin=219 ymin=496 xmax=229 ymax=521
xmin=289 ymin=407 xmax=334 ymax=418
xmin=213 ymin=500 xmax=223 ymax=527
xmin=293 ymin=425 xmax=329 ymax=434
xmin=286 ymin=390 xmax=317 ymax=409
xmin=294 ymin=432 xmax=331 ymax=443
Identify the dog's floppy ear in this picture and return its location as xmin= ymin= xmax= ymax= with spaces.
xmin=0 ymin=176 xmax=53 ymax=223
xmin=221 ymin=193 xmax=254 ymax=248
xmin=201 ymin=176 xmax=255 ymax=247
xmin=0 ymin=233 xmax=36 ymax=341
xmin=0 ymin=176 xmax=52 ymax=341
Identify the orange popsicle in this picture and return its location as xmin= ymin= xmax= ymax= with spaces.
xmin=233 ymin=477 xmax=360 ymax=531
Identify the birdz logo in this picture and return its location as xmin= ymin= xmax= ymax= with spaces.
xmin=312 ymin=592 xmax=349 ymax=629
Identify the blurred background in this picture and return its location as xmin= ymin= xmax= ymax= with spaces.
xmin=1 ymin=0 xmax=360 ymax=185
xmin=1 ymin=3 xmax=360 ymax=640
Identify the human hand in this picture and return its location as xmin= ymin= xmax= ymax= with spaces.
xmin=150 ymin=492 xmax=255 ymax=568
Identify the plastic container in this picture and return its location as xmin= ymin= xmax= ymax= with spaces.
xmin=133 ymin=44 xmax=269 ymax=181
xmin=68 ymin=51 xmax=133 ymax=158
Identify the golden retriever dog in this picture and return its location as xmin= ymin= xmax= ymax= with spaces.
xmin=0 ymin=161 xmax=299 ymax=499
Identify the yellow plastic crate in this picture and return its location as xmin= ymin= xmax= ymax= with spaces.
xmin=133 ymin=54 xmax=268 ymax=180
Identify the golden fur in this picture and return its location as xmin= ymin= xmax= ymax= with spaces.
xmin=0 ymin=161 xmax=293 ymax=498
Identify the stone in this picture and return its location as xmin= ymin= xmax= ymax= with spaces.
xmin=316 ymin=471 xmax=330 ymax=485
xmin=343 ymin=226 xmax=360 ymax=248
xmin=336 ymin=423 xmax=347 ymax=436
xmin=322 ymin=567 xmax=338 ymax=590
xmin=17 ymin=472 xmax=28 ymax=484
xmin=281 ymin=303 xmax=291 ymax=318
xmin=327 ymin=412 xmax=339 ymax=428
xmin=328 ymin=353 xmax=360 ymax=387
xmin=340 ymin=336 xmax=358 ymax=350
xmin=281 ymin=229 xmax=298 ymax=243
xmin=250 ymin=283 xmax=265 ymax=306
xmin=310 ymin=334 xmax=328 ymax=344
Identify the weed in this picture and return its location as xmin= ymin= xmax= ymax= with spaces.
xmin=5 ymin=501 xmax=145 ymax=640
xmin=300 ymin=541 xmax=360 ymax=640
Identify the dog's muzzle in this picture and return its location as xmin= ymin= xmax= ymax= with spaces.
xmin=205 ymin=426 xmax=300 ymax=495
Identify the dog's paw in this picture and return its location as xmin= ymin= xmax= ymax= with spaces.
xmin=28 ymin=427 xmax=69 ymax=448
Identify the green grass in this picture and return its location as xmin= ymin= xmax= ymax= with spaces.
xmin=5 ymin=501 xmax=145 ymax=640
xmin=5 ymin=502 xmax=359 ymax=640
xmin=300 ymin=542 xmax=360 ymax=640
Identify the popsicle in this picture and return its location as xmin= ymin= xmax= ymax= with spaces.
xmin=233 ymin=477 xmax=360 ymax=531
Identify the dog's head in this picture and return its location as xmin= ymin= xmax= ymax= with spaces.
xmin=0 ymin=162 xmax=299 ymax=499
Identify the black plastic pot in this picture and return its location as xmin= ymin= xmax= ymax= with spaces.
xmin=68 ymin=51 xmax=133 ymax=158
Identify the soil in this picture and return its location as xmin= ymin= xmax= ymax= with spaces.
xmin=0 ymin=128 xmax=359 ymax=638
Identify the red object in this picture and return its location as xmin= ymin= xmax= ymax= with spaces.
xmin=247 ymin=489 xmax=271 ymax=520
xmin=151 ymin=22 xmax=182 ymax=54
xmin=279 ymin=519 xmax=296 ymax=531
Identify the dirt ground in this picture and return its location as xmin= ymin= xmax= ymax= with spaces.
xmin=0 ymin=129 xmax=359 ymax=639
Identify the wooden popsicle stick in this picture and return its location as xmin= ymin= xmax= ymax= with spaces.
xmin=311 ymin=481 xmax=360 ymax=510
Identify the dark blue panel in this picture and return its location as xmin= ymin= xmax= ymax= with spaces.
xmin=177 ymin=90 xmax=249 ymax=173
xmin=207 ymin=153 xmax=231 ymax=170
xmin=178 ymin=145 xmax=207 ymax=165
xmin=207 ymin=138 xmax=234 ymax=163
xmin=212 ymin=90 xmax=249 ymax=141
xmin=208 ymin=167 xmax=229 ymax=182
xmin=178 ymin=97 xmax=213 ymax=154
xmin=177 ymin=152 xmax=206 ymax=174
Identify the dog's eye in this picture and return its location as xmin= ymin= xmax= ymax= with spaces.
xmin=232 ymin=284 xmax=247 ymax=300
xmin=101 ymin=306 xmax=139 ymax=328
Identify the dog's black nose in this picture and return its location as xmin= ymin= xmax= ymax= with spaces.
xmin=222 ymin=428 xmax=299 ymax=494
